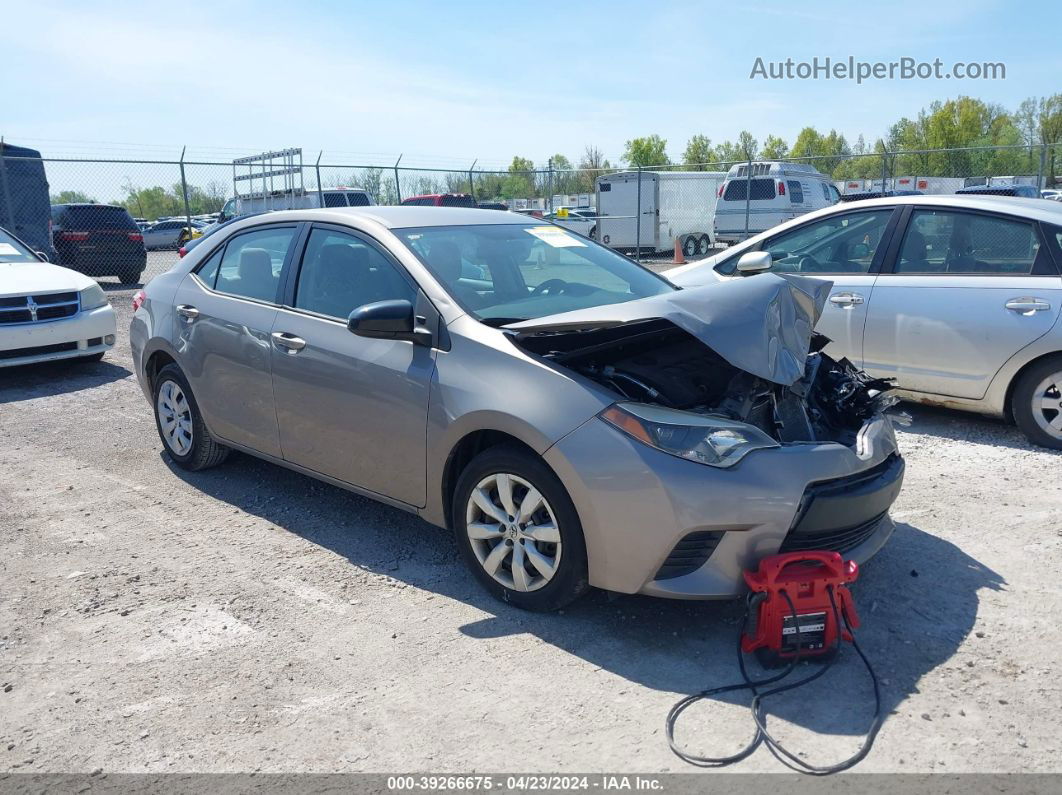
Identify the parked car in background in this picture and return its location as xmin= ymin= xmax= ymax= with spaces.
xmin=669 ymin=195 xmax=1062 ymax=449
xmin=0 ymin=142 xmax=54 ymax=261
xmin=50 ymin=203 xmax=146 ymax=284
xmin=131 ymin=207 xmax=902 ymax=610
xmin=1041 ymin=190 xmax=1061 ymax=201
xmin=956 ymin=184 xmax=1042 ymax=199
xmin=714 ymin=162 xmax=840 ymax=245
xmin=596 ymin=170 xmax=724 ymax=256
xmin=178 ymin=212 xmax=267 ymax=258
xmin=838 ymin=190 xmax=923 ymax=203
xmin=142 ymin=219 xmax=202 ymax=251
xmin=477 ymin=202 xmax=509 ymax=211
xmin=217 ymin=187 xmax=374 ymax=224
xmin=0 ymin=224 xmax=117 ymax=367
xmin=400 ymin=193 xmax=477 ymax=207
xmin=543 ymin=208 xmax=596 ymax=238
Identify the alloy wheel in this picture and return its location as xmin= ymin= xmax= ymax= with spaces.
xmin=157 ymin=380 xmax=193 ymax=455
xmin=1032 ymin=370 xmax=1062 ymax=440
xmin=465 ymin=472 xmax=562 ymax=593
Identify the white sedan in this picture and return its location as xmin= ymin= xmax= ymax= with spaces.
xmin=667 ymin=194 xmax=1062 ymax=449
xmin=1 ymin=226 xmax=117 ymax=367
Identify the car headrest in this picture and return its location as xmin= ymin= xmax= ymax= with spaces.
xmin=238 ymin=248 xmax=273 ymax=281
xmin=428 ymin=241 xmax=462 ymax=282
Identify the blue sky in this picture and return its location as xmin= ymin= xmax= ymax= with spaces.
xmin=3 ymin=0 xmax=1059 ymax=168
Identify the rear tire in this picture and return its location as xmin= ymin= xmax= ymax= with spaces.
xmin=682 ymin=236 xmax=697 ymax=258
xmin=118 ymin=269 xmax=142 ymax=285
xmin=452 ymin=445 xmax=589 ymax=611
xmin=697 ymin=234 xmax=711 ymax=255
xmin=1012 ymin=356 xmax=1062 ymax=450
xmin=152 ymin=363 xmax=230 ymax=470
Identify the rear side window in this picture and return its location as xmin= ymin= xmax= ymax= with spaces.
xmin=212 ymin=226 xmax=297 ymax=302
xmin=55 ymin=205 xmax=137 ymax=230
xmin=722 ymin=178 xmax=775 ymax=201
xmin=821 ymin=183 xmax=832 ymax=201
xmin=195 ymin=248 xmax=224 ymax=288
xmin=347 ymin=192 xmax=372 ymax=207
xmin=323 ymin=193 xmax=347 ymax=208
xmin=895 ymin=210 xmax=1046 ymax=275
xmin=440 ymin=195 xmax=475 ymax=208
xmin=787 ymin=181 xmax=804 ymax=204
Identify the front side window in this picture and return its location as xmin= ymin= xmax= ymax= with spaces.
xmin=395 ymin=223 xmax=673 ymax=323
xmin=895 ymin=210 xmax=1043 ymax=275
xmin=294 ymin=228 xmax=414 ymax=319
xmin=212 ymin=226 xmax=296 ymax=302
xmin=758 ymin=209 xmax=894 ymax=274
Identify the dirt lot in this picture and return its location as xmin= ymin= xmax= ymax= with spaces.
xmin=2 ymin=288 xmax=1061 ymax=775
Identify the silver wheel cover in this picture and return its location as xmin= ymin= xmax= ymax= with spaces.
xmin=465 ymin=472 xmax=562 ymax=593
xmin=1032 ymin=370 xmax=1062 ymax=440
xmin=157 ymin=380 xmax=194 ymax=456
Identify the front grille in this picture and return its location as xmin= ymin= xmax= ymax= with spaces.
xmin=654 ymin=530 xmax=726 ymax=580
xmin=779 ymin=512 xmax=886 ymax=554
xmin=0 ymin=342 xmax=79 ymax=361
xmin=0 ymin=292 xmax=80 ymax=325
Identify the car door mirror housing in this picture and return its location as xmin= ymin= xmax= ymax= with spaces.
xmin=736 ymin=251 xmax=773 ymax=274
xmin=347 ymin=299 xmax=432 ymax=346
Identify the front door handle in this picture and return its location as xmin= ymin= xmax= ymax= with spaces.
xmin=176 ymin=305 xmax=199 ymax=320
xmin=828 ymin=292 xmax=865 ymax=307
xmin=271 ymin=332 xmax=307 ymax=352
xmin=1005 ymin=298 xmax=1051 ymax=315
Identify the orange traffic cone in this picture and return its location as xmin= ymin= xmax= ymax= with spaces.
xmin=673 ymin=236 xmax=686 ymax=265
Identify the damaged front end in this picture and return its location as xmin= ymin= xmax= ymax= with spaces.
xmin=506 ymin=274 xmax=896 ymax=454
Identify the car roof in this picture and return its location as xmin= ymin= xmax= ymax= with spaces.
xmin=227 ymin=206 xmax=538 ymax=229
xmin=804 ymin=193 xmax=1062 ymax=224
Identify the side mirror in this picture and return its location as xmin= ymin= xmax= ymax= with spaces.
xmin=347 ymin=299 xmax=432 ymax=346
xmin=736 ymin=251 xmax=773 ymax=274
xmin=34 ymin=251 xmax=50 ymax=262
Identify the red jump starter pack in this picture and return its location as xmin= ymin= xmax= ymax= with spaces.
xmin=741 ymin=550 xmax=860 ymax=667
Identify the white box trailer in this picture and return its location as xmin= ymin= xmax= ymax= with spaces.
xmin=595 ymin=170 xmax=725 ymax=256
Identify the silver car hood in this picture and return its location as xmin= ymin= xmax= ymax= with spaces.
xmin=504 ymin=273 xmax=831 ymax=386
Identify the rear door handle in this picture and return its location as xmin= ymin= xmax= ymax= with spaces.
xmin=271 ymin=332 xmax=307 ymax=352
xmin=176 ymin=305 xmax=199 ymax=320
xmin=1005 ymin=298 xmax=1051 ymax=314
xmin=828 ymin=292 xmax=865 ymax=307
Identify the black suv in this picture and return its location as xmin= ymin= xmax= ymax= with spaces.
xmin=51 ymin=203 xmax=147 ymax=283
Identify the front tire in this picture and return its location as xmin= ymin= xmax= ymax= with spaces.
xmin=682 ymin=235 xmax=697 ymax=258
xmin=452 ymin=446 xmax=589 ymax=611
xmin=152 ymin=363 xmax=230 ymax=470
xmin=1012 ymin=356 xmax=1062 ymax=450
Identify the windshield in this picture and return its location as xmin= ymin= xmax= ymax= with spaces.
xmin=395 ymin=223 xmax=675 ymax=322
xmin=0 ymin=229 xmax=40 ymax=263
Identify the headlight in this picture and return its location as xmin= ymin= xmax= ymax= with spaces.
xmin=79 ymin=283 xmax=108 ymax=311
xmin=600 ymin=402 xmax=779 ymax=468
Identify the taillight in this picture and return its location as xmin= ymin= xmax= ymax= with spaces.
xmin=718 ymin=183 xmax=725 ymax=197
xmin=128 ymin=232 xmax=143 ymax=242
xmin=58 ymin=231 xmax=89 ymax=242
xmin=777 ymin=181 xmax=785 ymax=196
xmin=178 ymin=246 xmax=187 ymax=258
xmin=132 ymin=290 xmax=146 ymax=312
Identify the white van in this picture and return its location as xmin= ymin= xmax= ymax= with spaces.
xmin=713 ymin=162 xmax=839 ymax=244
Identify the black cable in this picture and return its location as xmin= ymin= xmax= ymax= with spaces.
xmin=666 ymin=585 xmax=884 ymax=774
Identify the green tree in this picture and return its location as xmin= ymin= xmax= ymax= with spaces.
xmin=50 ymin=190 xmax=96 ymax=204
xmin=682 ymin=135 xmax=713 ymax=169
xmin=623 ymin=135 xmax=669 ymax=167
xmin=502 ymin=156 xmax=536 ymax=199
xmin=737 ymin=131 xmax=758 ymax=160
xmin=576 ymin=145 xmax=611 ymax=192
xmin=760 ymin=135 xmax=789 ymax=159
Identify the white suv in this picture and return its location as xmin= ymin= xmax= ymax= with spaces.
xmin=669 ymin=195 xmax=1062 ymax=449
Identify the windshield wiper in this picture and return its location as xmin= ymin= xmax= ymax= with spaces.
xmin=479 ymin=317 xmax=526 ymax=327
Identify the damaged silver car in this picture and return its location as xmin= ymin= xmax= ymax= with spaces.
xmin=130 ymin=207 xmax=904 ymax=611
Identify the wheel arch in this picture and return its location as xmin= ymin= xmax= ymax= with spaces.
xmin=1003 ymin=349 xmax=1062 ymax=422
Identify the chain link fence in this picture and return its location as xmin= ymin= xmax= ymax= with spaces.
xmin=0 ymin=143 xmax=1058 ymax=282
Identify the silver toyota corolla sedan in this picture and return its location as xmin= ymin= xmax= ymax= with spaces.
xmin=130 ymin=207 xmax=904 ymax=611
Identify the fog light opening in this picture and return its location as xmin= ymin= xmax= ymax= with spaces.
xmin=104 ymin=334 xmax=116 ymax=345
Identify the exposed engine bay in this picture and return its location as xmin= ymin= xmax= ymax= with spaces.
xmin=513 ymin=319 xmax=896 ymax=447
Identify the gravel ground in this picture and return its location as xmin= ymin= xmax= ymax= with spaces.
xmin=1 ymin=288 xmax=1060 ymax=775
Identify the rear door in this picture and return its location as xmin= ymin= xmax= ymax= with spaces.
xmin=172 ymin=223 xmax=301 ymax=457
xmin=862 ymin=206 xmax=1062 ymax=398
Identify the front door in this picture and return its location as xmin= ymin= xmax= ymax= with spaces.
xmin=269 ymin=225 xmax=435 ymax=506
xmin=862 ymin=207 xmax=1062 ymax=399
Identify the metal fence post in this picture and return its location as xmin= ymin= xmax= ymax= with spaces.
xmin=315 ymin=150 xmax=324 ymax=206
xmin=178 ymin=146 xmax=192 ymax=229
xmin=468 ymin=159 xmax=477 ymax=201
xmin=1037 ymin=144 xmax=1047 ymax=189
xmin=548 ymin=158 xmax=554 ymax=214
xmin=635 ymin=165 xmax=642 ymax=263
xmin=394 ymin=155 xmax=403 ymax=203
xmin=880 ymin=152 xmax=887 ymax=193
xmin=743 ymin=158 xmax=752 ymax=241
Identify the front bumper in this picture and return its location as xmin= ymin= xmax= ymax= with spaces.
xmin=0 ymin=305 xmax=117 ymax=368
xmin=544 ymin=413 xmax=902 ymax=599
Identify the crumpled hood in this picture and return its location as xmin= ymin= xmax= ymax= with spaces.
xmin=504 ymin=273 xmax=832 ymax=386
